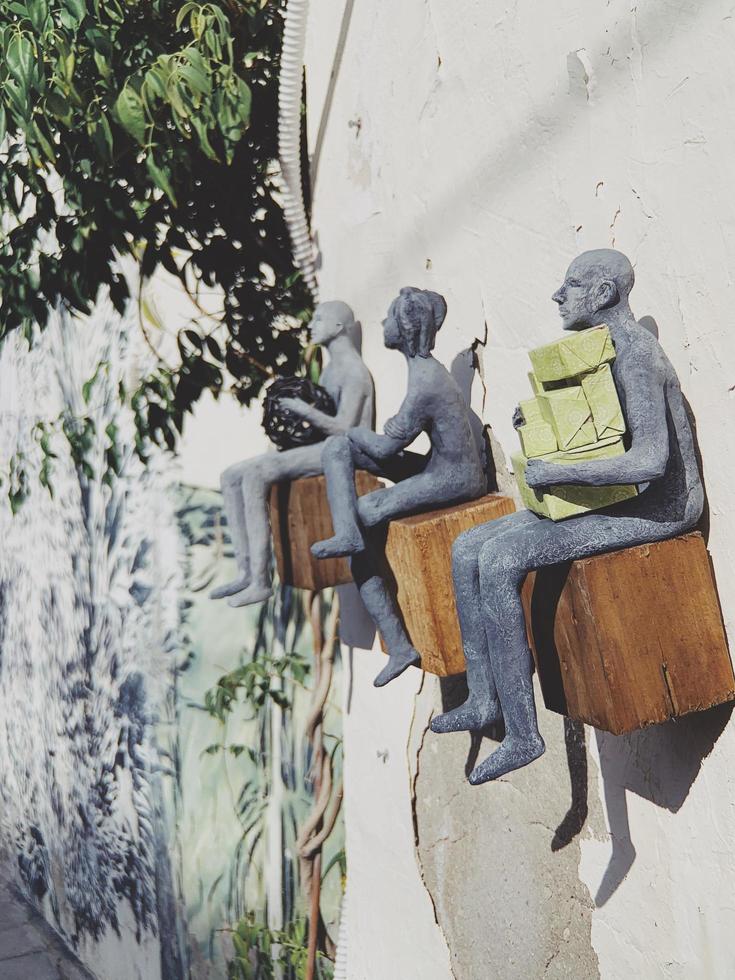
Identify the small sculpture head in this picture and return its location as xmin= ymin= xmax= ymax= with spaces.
xmin=552 ymin=249 xmax=635 ymax=330
xmin=382 ymin=287 xmax=448 ymax=357
xmin=309 ymin=301 xmax=362 ymax=351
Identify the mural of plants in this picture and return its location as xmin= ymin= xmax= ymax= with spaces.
xmin=0 ymin=3 xmax=336 ymax=977
xmin=175 ymin=486 xmax=344 ymax=979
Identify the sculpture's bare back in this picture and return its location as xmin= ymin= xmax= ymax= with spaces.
xmin=313 ymin=287 xmax=487 ymax=686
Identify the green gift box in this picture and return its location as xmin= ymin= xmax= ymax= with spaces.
xmin=519 ymin=397 xmax=544 ymax=424
xmin=529 ymin=325 xmax=615 ymax=383
xmin=528 ymin=372 xmax=545 ymax=396
xmin=581 ymin=363 xmax=626 ymax=441
xmin=513 ymin=438 xmax=638 ymax=521
xmin=544 ymin=438 xmax=638 ymax=520
xmin=538 ymin=385 xmax=597 ymax=451
xmin=518 ymin=421 xmax=558 ymax=458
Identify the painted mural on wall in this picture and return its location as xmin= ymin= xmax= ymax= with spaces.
xmin=0 ymin=298 xmax=185 ymax=979
xmin=176 ymin=484 xmax=344 ymax=979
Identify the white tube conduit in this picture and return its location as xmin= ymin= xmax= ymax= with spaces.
xmin=279 ymin=5 xmax=347 ymax=974
xmin=334 ymin=885 xmax=348 ymax=979
xmin=278 ymin=0 xmax=319 ymax=300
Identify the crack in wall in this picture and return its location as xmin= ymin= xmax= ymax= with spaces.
xmin=407 ymin=678 xmax=458 ymax=980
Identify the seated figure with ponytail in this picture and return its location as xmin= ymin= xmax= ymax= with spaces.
xmin=313 ymin=286 xmax=487 ymax=686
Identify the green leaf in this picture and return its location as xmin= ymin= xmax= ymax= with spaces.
xmin=6 ymin=34 xmax=35 ymax=88
xmin=27 ymin=0 xmax=49 ymax=32
xmin=62 ymin=0 xmax=87 ymax=25
xmin=45 ymin=89 xmax=72 ymax=124
xmin=145 ymin=154 xmax=177 ymax=205
xmin=115 ymin=85 xmax=147 ymax=144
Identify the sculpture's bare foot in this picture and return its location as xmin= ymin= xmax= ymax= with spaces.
xmin=468 ymin=734 xmax=545 ymax=785
xmin=311 ymin=532 xmax=365 ymax=560
xmin=227 ymin=582 xmax=274 ymax=607
xmin=210 ymin=574 xmax=250 ymax=600
xmin=430 ymin=698 xmax=502 ymax=734
xmin=373 ymin=647 xmax=421 ymax=687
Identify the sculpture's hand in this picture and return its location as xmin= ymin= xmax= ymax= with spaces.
xmin=512 ymin=405 xmax=526 ymax=430
xmin=278 ymin=396 xmax=309 ymax=417
xmin=524 ymin=458 xmax=562 ymax=490
xmin=384 ymin=415 xmax=409 ymax=440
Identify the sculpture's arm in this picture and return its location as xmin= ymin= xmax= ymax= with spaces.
xmin=348 ymin=394 xmax=427 ymax=461
xmin=526 ymin=355 xmax=669 ymax=489
xmin=279 ymin=382 xmax=368 ymax=437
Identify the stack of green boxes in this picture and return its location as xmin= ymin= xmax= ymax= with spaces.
xmin=512 ymin=325 xmax=638 ymax=521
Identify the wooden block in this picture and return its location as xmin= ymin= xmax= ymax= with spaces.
xmin=522 ymin=532 xmax=735 ymax=735
xmin=383 ymin=495 xmax=516 ymax=676
xmin=270 ymin=472 xmax=382 ymax=591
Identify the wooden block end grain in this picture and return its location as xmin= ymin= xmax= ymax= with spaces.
xmin=270 ymin=472 xmax=382 ymax=591
xmin=383 ymin=494 xmax=516 ymax=676
xmin=522 ymin=532 xmax=735 ymax=734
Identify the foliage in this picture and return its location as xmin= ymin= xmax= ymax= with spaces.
xmin=204 ymin=643 xmax=310 ymax=725
xmin=198 ymin=581 xmax=342 ymax=976
xmin=227 ymin=915 xmax=334 ymax=980
xmin=0 ymin=0 xmax=312 ymax=453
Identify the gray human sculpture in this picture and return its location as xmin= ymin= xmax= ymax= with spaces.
xmin=431 ymin=249 xmax=704 ymax=785
xmin=210 ymin=301 xmax=374 ymax=606
xmin=312 ymin=286 xmax=487 ymax=686
xmin=430 ymin=249 xmax=704 ymax=784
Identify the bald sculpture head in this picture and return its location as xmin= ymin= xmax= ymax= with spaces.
xmin=309 ymin=300 xmax=362 ymax=351
xmin=552 ymin=249 xmax=635 ymax=331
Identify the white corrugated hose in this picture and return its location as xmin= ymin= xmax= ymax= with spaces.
xmin=280 ymin=10 xmax=349 ymax=974
xmin=278 ymin=0 xmax=319 ymax=299
xmin=334 ymin=884 xmax=349 ymax=979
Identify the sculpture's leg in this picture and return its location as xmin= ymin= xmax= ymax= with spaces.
xmin=227 ymin=460 xmax=278 ymax=607
xmin=466 ymin=533 xmax=546 ymax=784
xmin=311 ymin=436 xmax=368 ymax=560
xmin=430 ymin=516 xmax=531 ymax=734
xmin=351 ymin=546 xmax=421 ymax=687
xmin=465 ymin=506 xmax=691 ymax=784
xmin=210 ymin=465 xmax=252 ymax=599
xmin=356 ymin=470 xmax=473 ymax=530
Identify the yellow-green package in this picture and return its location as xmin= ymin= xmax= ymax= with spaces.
xmin=519 ymin=397 xmax=544 ymax=424
xmin=581 ymin=363 xmax=626 ymax=441
xmin=529 ymin=325 xmax=615 ymax=383
xmin=513 ymin=438 xmax=637 ymax=521
xmin=538 ymin=385 xmax=597 ymax=451
xmin=518 ymin=421 xmax=558 ymax=458
xmin=544 ymin=438 xmax=638 ymax=519
xmin=527 ymin=372 xmax=544 ymax=396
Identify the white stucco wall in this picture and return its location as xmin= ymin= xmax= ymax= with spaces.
xmin=305 ymin=1 xmax=735 ymax=977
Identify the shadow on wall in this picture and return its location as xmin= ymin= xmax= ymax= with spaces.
xmin=592 ymin=703 xmax=732 ymax=906
xmin=549 ymin=360 xmax=729 ymax=905
xmin=442 ymin=340 xmax=731 ymax=909
xmin=450 ymin=346 xmax=498 ymax=493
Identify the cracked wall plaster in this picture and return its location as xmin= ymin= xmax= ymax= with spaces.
xmin=410 ymin=678 xmax=606 ymax=980
xmin=306 ymin=1 xmax=735 ymax=976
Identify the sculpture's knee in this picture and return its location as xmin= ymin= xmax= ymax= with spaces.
xmin=451 ymin=532 xmax=480 ymax=583
xmin=322 ymin=434 xmax=351 ymax=464
xmin=477 ymin=540 xmax=527 ymax=591
xmin=221 ymin=461 xmax=246 ymax=489
xmin=237 ymin=455 xmax=276 ymax=492
xmin=357 ymin=491 xmax=383 ymax=528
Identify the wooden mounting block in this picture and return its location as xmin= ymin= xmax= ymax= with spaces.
xmin=270 ymin=472 xmax=382 ymax=591
xmin=382 ymin=494 xmax=516 ymax=676
xmin=522 ymin=532 xmax=735 ymax=735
